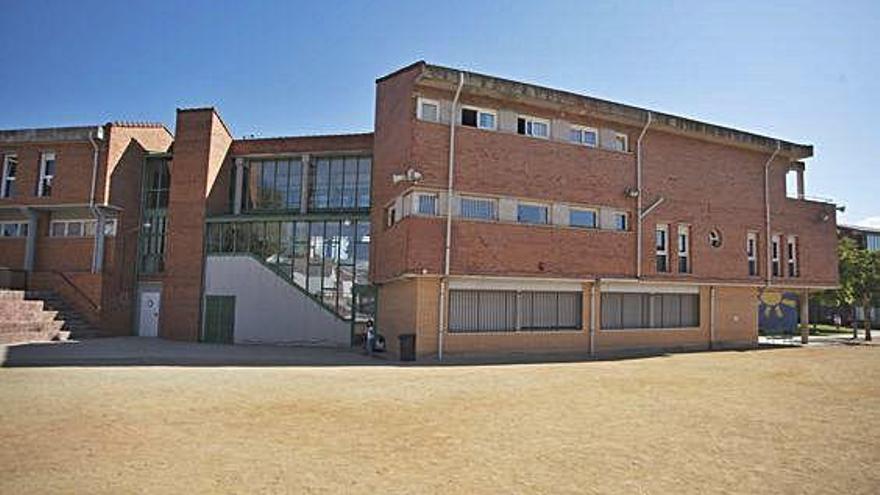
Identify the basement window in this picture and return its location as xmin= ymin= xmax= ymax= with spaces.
xmin=461 ymin=106 xmax=496 ymax=130
xmin=417 ymin=98 xmax=440 ymax=122
xmin=517 ymin=116 xmax=550 ymax=138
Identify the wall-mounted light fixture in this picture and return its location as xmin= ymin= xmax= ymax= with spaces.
xmin=392 ymin=167 xmax=423 ymax=184
xmin=625 ymin=187 xmax=640 ymax=198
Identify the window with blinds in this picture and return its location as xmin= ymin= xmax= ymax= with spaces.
xmin=448 ymin=290 xmax=582 ymax=333
xmin=601 ymin=292 xmax=700 ymax=330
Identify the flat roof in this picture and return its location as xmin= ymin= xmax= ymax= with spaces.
xmin=388 ymin=61 xmax=813 ymax=160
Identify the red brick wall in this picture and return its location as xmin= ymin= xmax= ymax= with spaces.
xmin=0 ymin=239 xmax=25 ymax=269
xmin=161 ymin=109 xmax=232 ymax=341
xmin=372 ymin=69 xmax=838 ymax=288
xmin=0 ymin=141 xmax=102 ymax=207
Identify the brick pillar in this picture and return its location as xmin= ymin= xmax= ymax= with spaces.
xmin=160 ymin=108 xmax=232 ymax=341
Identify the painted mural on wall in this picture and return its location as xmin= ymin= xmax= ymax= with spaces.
xmin=758 ymin=290 xmax=800 ymax=334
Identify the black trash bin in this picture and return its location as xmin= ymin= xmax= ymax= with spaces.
xmin=399 ymin=334 xmax=416 ymax=362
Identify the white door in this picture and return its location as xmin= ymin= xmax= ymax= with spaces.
xmin=138 ymin=290 xmax=160 ymax=337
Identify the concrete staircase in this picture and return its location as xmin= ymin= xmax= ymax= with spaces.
xmin=0 ymin=290 xmax=102 ymax=344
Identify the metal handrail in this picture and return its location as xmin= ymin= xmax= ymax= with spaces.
xmin=52 ymin=270 xmax=100 ymax=311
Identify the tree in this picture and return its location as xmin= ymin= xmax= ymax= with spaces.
xmin=836 ymin=238 xmax=880 ymax=341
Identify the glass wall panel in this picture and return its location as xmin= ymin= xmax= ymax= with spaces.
xmin=243 ymin=159 xmax=302 ymax=212
xmin=310 ymin=155 xmax=371 ymax=211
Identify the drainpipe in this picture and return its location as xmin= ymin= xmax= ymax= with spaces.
xmin=635 ymin=112 xmax=653 ymax=279
xmin=589 ymin=281 xmax=597 ymax=357
xmin=88 ymin=128 xmax=104 ymax=274
xmin=763 ymin=141 xmax=781 ymax=287
xmin=437 ymin=71 xmax=465 ymax=361
xmin=710 ymin=286 xmax=716 ymax=350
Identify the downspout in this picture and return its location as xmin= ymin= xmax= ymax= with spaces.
xmin=438 ymin=71 xmax=465 ymax=361
xmin=88 ymin=128 xmax=103 ymax=274
xmin=635 ymin=112 xmax=653 ymax=279
xmin=589 ymin=281 xmax=597 ymax=357
xmin=709 ymin=286 xmax=716 ymax=350
xmin=763 ymin=141 xmax=781 ymax=287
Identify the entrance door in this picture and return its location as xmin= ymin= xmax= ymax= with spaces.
xmin=138 ymin=288 xmax=161 ymax=337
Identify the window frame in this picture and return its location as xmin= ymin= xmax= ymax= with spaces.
xmin=49 ymin=218 xmax=117 ymax=238
xmin=568 ymin=207 xmax=598 ymax=229
xmin=37 ymin=151 xmax=56 ymax=197
xmin=677 ymin=224 xmax=690 ymax=273
xmin=460 ymin=105 xmax=497 ymax=131
xmin=613 ymin=212 xmax=628 ymax=231
xmin=656 ymin=224 xmax=669 ymax=273
xmin=747 ymin=232 xmax=758 ymax=277
xmin=569 ymin=125 xmax=599 ymax=147
xmin=611 ymin=132 xmax=629 ymax=152
xmin=771 ymin=234 xmax=781 ymax=277
xmin=517 ymin=115 xmax=551 ymax=139
xmin=0 ymin=221 xmax=28 ymax=238
xmin=414 ymin=192 xmax=439 ymax=216
xmin=516 ymin=202 xmax=550 ymax=225
xmin=416 ymin=97 xmax=440 ymax=122
xmin=459 ymin=196 xmax=498 ymax=221
xmin=1 ymin=154 xmax=17 ymax=198
xmin=787 ymin=235 xmax=798 ymax=277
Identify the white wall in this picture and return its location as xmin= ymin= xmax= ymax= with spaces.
xmin=204 ymin=255 xmax=351 ymax=347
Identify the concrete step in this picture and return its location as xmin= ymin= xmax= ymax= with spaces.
xmin=0 ymin=290 xmax=27 ymax=300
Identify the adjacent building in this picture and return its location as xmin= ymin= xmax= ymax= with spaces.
xmin=0 ymin=61 xmax=840 ymax=358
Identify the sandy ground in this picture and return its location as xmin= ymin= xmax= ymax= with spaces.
xmin=0 ymin=341 xmax=878 ymax=494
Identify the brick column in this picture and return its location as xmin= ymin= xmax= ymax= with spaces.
xmin=160 ymin=108 xmax=232 ymax=341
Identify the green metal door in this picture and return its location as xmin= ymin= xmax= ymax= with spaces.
xmin=203 ymin=295 xmax=235 ymax=344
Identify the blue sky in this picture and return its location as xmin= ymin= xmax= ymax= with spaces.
xmin=1 ymin=0 xmax=877 ymax=226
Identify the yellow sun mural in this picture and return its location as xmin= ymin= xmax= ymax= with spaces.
xmin=759 ymin=290 xmax=798 ymax=319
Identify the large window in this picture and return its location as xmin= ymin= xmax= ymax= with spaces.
xmin=460 ymin=197 xmax=497 ymax=220
xmin=206 ymin=219 xmax=370 ymax=321
xmin=601 ymin=292 xmax=700 ymax=330
xmin=243 ymin=158 xmax=302 ymax=211
xmin=140 ymin=157 xmax=170 ymax=274
xmin=448 ymin=289 xmax=581 ymax=332
xmin=309 ymin=155 xmax=371 ymax=211
xmin=1 ymin=154 xmax=17 ymax=198
xmin=37 ymin=152 xmax=55 ymax=197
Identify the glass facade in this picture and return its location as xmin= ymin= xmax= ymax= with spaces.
xmin=243 ymin=158 xmax=303 ymax=211
xmin=140 ymin=157 xmax=170 ymax=274
xmin=206 ymin=219 xmax=370 ymax=321
xmin=309 ymin=155 xmax=371 ymax=211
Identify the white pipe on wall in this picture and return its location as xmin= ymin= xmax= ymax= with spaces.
xmin=437 ymin=71 xmax=465 ymax=361
xmin=635 ymin=112 xmax=653 ymax=279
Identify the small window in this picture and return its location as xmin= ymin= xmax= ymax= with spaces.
xmin=677 ymin=225 xmax=690 ymax=273
xmin=461 ymin=107 xmax=496 ymax=130
xmin=569 ymin=208 xmax=597 ymax=229
xmin=656 ymin=224 xmax=669 ymax=273
xmin=0 ymin=221 xmax=27 ymax=238
xmin=747 ymin=232 xmax=758 ymax=276
xmin=569 ymin=126 xmax=598 ymax=147
xmin=1 ymin=154 xmax=17 ymax=198
xmin=771 ymin=235 xmax=781 ymax=277
xmin=708 ymin=229 xmax=722 ymax=248
xmin=417 ymin=98 xmax=440 ymax=122
xmin=517 ymin=116 xmax=550 ymax=138
xmin=416 ymin=193 xmax=438 ymax=215
xmin=517 ymin=203 xmax=549 ymax=225
xmin=785 ymin=170 xmax=799 ymax=199
xmin=613 ymin=212 xmax=628 ymax=231
xmin=611 ymin=133 xmax=628 ymax=152
xmin=787 ymin=235 xmax=798 ymax=277
xmin=386 ymin=205 xmax=397 ymax=228
xmin=37 ymin=152 xmax=56 ymax=197
xmin=459 ymin=197 xmax=497 ymax=220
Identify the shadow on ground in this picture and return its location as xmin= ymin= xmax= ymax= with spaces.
xmin=4 ymin=335 xmax=867 ymax=369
